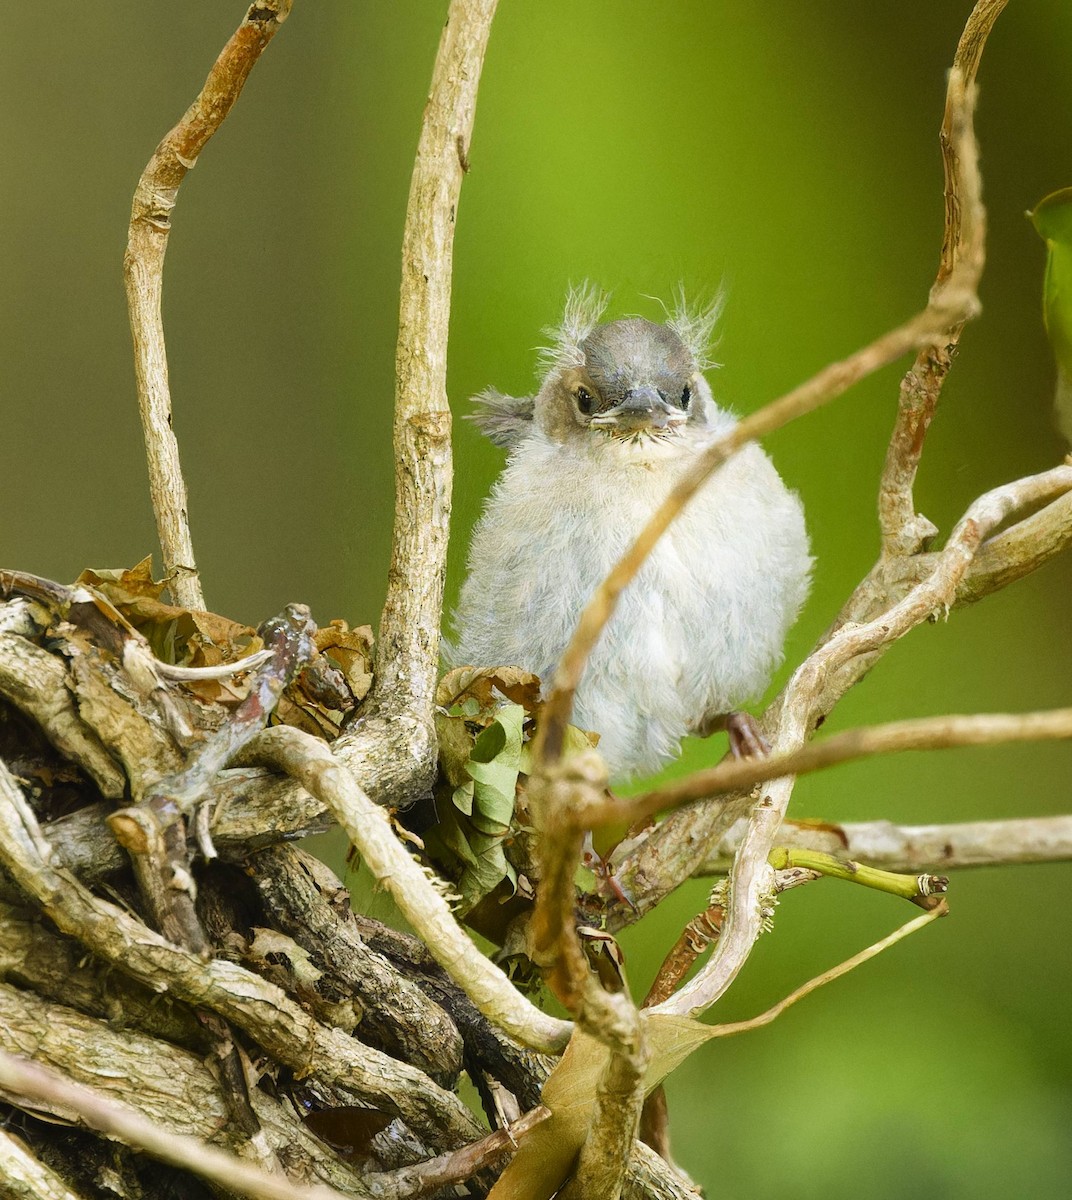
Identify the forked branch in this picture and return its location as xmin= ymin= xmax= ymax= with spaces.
xmin=125 ymin=0 xmax=293 ymax=610
xmin=353 ymin=0 xmax=499 ymax=804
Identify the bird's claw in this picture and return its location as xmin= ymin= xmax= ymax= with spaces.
xmin=725 ymin=711 xmax=770 ymax=759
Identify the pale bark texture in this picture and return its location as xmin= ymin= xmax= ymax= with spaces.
xmin=1 ymin=3 xmax=1070 ymax=1200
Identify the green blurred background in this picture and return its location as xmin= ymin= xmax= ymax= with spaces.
xmin=2 ymin=2 xmax=1071 ymax=1194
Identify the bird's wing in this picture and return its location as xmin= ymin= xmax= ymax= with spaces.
xmin=466 ymin=388 xmax=535 ymax=450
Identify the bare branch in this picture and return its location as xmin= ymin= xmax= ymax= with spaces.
xmin=677 ymin=904 xmax=947 ymax=1030
xmin=649 ymin=459 xmax=1063 ymax=1018
xmin=701 ymin=814 xmax=1072 ymax=875
xmin=528 ymin=757 xmax=605 ymax=1012
xmin=357 ymin=0 xmax=499 ymax=806
xmin=609 ymin=706 xmax=1072 ymax=831
xmin=879 ymin=0 xmax=1008 ymax=555
xmin=124 ymin=1 xmax=293 ymax=610
xmin=239 ymin=724 xmax=571 ymax=1054
xmin=365 ymin=1106 xmax=551 ymax=1200
xmin=924 ymin=483 xmax=1072 ymax=603
xmin=610 ymin=461 xmax=1072 ymax=930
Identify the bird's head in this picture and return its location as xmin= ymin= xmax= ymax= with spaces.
xmin=532 ymin=291 xmax=724 ymax=454
xmin=466 ymin=288 xmax=726 ymax=454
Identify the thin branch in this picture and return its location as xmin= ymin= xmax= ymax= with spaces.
xmin=531 ymin=74 xmax=984 ymax=771
xmin=608 ymin=705 xmax=1072 ymax=831
xmin=683 ymin=903 xmax=947 ymax=1032
xmin=643 ymin=901 xmax=724 ymax=1010
xmin=528 ymin=758 xmax=604 ymax=1012
xmin=915 ymin=483 xmax=1072 ymax=603
xmin=559 ymin=998 xmax=649 ymax=1200
xmin=0 ymin=1049 xmax=357 ymax=1200
xmin=125 ymin=0 xmax=293 ymax=610
xmin=364 ymin=1106 xmax=551 ymax=1200
xmin=238 ymin=724 xmax=572 ymax=1054
xmin=111 ymin=605 xmax=316 ymax=844
xmin=701 ymin=813 xmax=1072 ymax=875
xmin=767 ymin=847 xmax=947 ymax=906
xmin=354 ymin=0 xmax=499 ymax=805
xmin=878 ymin=0 xmax=1007 ymax=555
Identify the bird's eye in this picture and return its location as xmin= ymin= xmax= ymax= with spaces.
xmin=681 ymin=384 xmax=692 ymax=409
xmin=575 ymin=386 xmax=594 ymax=415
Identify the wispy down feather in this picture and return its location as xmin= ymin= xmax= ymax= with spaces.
xmin=535 ymin=281 xmax=610 ymax=376
xmin=662 ymin=285 xmax=725 ymax=372
xmin=466 ymin=387 xmax=535 ymax=450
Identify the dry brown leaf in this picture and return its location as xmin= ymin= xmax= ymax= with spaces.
xmin=436 ymin=665 xmax=542 ymax=716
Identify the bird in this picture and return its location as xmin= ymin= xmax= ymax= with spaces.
xmin=449 ymin=287 xmax=811 ymax=781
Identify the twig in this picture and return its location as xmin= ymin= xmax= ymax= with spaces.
xmin=766 ymin=847 xmax=947 ymax=906
xmin=354 ymin=0 xmax=499 ymax=806
xmin=906 ymin=484 xmax=1072 ymax=603
xmin=124 ymin=0 xmax=293 ymax=610
xmin=364 ymin=1106 xmax=551 ymax=1200
xmin=528 ymin=756 xmax=606 ymax=1011
xmin=104 ymin=606 xmax=315 ymax=1145
xmin=531 ymin=74 xmax=984 ymax=771
xmin=643 ymin=901 xmax=725 ymax=1010
xmin=607 ymin=704 xmax=1072 ymax=830
xmin=113 ymin=605 xmax=316 ymax=832
xmin=0 ymin=1049 xmax=357 ymax=1200
xmin=684 ymin=903 xmax=947 ymax=1033
xmin=878 ymin=0 xmax=1007 ymax=555
xmin=525 ymin=754 xmax=653 ymax=1198
xmin=559 ymin=997 xmax=649 ymax=1200
xmin=701 ymin=813 xmax=1072 ymax=875
xmin=238 ymin=724 xmax=571 ymax=1054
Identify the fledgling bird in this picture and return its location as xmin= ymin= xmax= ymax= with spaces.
xmin=450 ymin=289 xmax=811 ymax=780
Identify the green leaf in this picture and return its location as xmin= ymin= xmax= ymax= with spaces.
xmin=467 ymin=704 xmax=524 ymax=836
xmin=451 ymin=778 xmax=476 ymax=818
xmin=1029 ymin=187 xmax=1072 ymax=441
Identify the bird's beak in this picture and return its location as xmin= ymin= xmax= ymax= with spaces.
xmin=590 ymin=386 xmax=684 ymax=433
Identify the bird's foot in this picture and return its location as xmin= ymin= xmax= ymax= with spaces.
xmin=582 ymin=833 xmax=637 ymax=911
xmin=724 ymin=710 xmax=770 ymax=759
xmin=694 ymin=709 xmax=770 ymax=758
